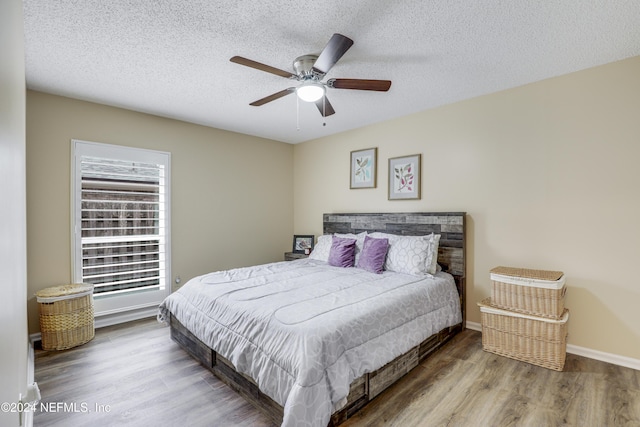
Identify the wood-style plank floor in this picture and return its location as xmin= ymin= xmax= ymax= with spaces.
xmin=34 ymin=318 xmax=640 ymax=427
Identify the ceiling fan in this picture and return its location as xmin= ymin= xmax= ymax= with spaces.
xmin=230 ymin=33 xmax=391 ymax=117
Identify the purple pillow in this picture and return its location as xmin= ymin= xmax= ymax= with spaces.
xmin=356 ymin=235 xmax=389 ymax=274
xmin=328 ymin=236 xmax=356 ymax=267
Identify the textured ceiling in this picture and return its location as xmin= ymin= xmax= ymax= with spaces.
xmin=23 ymin=0 xmax=640 ymax=144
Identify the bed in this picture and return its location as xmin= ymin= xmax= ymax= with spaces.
xmin=159 ymin=212 xmax=466 ymax=426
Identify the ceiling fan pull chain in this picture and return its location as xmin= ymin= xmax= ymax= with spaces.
xmin=296 ymin=94 xmax=300 ymax=131
xmin=323 ymin=97 xmax=326 ymax=127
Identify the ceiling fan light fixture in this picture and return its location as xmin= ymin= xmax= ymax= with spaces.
xmin=231 ymin=34 xmax=390 ymax=118
xmin=296 ymin=82 xmax=325 ymax=102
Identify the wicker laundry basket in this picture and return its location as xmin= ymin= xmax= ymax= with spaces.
xmin=478 ymin=298 xmax=569 ymax=371
xmin=36 ymin=283 xmax=95 ymax=350
xmin=490 ymin=266 xmax=566 ymax=319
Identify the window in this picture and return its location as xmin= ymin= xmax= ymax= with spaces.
xmin=72 ymin=140 xmax=171 ymax=317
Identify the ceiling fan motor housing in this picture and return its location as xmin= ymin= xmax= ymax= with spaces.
xmin=293 ymin=55 xmax=321 ymax=80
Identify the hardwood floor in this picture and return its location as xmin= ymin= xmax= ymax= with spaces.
xmin=34 ymin=318 xmax=640 ymax=427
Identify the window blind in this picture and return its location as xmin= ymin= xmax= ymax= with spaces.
xmin=79 ymin=156 xmax=167 ymax=296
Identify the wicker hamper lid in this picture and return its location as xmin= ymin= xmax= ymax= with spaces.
xmin=36 ymin=283 xmax=94 ymax=303
xmin=478 ymin=298 xmax=569 ymax=323
xmin=490 ymin=266 xmax=563 ymax=281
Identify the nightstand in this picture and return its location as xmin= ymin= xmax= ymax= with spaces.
xmin=284 ymin=252 xmax=308 ymax=261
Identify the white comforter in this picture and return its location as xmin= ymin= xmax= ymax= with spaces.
xmin=158 ymin=259 xmax=461 ymax=427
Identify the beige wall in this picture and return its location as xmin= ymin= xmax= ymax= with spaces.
xmin=293 ymin=56 xmax=640 ymax=360
xmin=25 ymin=57 xmax=640 ymax=359
xmin=26 ymin=91 xmax=294 ymax=333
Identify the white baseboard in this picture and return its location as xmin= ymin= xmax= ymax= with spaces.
xmin=27 ymin=340 xmax=34 ymax=384
xmin=29 ymin=306 xmax=158 ymax=345
xmin=465 ymin=320 xmax=640 ymax=371
xmin=94 ymin=305 xmax=158 ymax=329
xmin=25 ymin=340 xmax=35 ymax=427
xmin=565 ymin=344 xmax=640 ymax=371
xmin=465 ymin=320 xmax=482 ymax=332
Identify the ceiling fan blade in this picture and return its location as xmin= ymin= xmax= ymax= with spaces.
xmin=311 ymin=33 xmax=354 ymax=75
xmin=249 ymin=88 xmax=295 ymax=106
xmin=328 ymin=78 xmax=392 ymax=91
xmin=314 ymin=96 xmax=336 ymax=117
xmin=230 ymin=56 xmax=296 ymax=79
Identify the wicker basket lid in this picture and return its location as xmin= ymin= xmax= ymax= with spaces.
xmin=36 ymin=283 xmax=94 ymax=302
xmin=478 ymin=298 xmax=569 ymax=323
xmin=490 ymin=266 xmax=563 ymax=281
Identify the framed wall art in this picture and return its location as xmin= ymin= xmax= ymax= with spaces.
xmin=350 ymin=147 xmax=377 ymax=189
xmin=388 ymin=154 xmax=421 ymax=200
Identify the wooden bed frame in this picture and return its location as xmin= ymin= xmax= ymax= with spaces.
xmin=169 ymin=212 xmax=466 ymax=426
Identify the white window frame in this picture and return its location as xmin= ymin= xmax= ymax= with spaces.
xmin=71 ymin=139 xmax=171 ymax=318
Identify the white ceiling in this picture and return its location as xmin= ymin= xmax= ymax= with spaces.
xmin=23 ymin=0 xmax=640 ymax=144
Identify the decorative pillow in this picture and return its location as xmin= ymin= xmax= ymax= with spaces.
xmin=328 ymin=236 xmax=357 ymax=267
xmin=309 ymin=233 xmax=366 ymax=262
xmin=369 ymin=232 xmax=440 ymax=276
xmin=335 ymin=232 xmax=367 ymax=264
xmin=308 ymin=235 xmax=332 ymax=261
xmin=425 ymin=233 xmax=441 ymax=275
xmin=384 ymin=234 xmax=430 ymax=275
xmin=356 ymin=235 xmax=389 ymax=274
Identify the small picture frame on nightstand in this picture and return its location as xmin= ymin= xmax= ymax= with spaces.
xmin=292 ymin=235 xmax=314 ymax=254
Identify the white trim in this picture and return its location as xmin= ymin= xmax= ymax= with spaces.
xmin=465 ymin=320 xmax=640 ymax=371
xmin=70 ymin=139 xmax=172 ymax=315
xmin=94 ymin=305 xmax=159 ymax=329
xmin=29 ymin=306 xmax=159 ymax=345
xmin=25 ymin=340 xmax=35 ymax=427
xmin=28 ymin=333 xmax=39 ymax=348
xmin=466 ymin=320 xmax=482 ymax=331
xmin=27 ymin=340 xmax=34 ymax=384
xmin=566 ymin=344 xmax=640 ymax=371
xmin=29 ymin=332 xmax=40 ymax=345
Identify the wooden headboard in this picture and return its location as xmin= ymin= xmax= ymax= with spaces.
xmin=323 ymin=212 xmax=466 ymax=324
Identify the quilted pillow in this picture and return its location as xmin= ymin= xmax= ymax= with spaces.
xmin=308 ymin=235 xmax=332 ymax=261
xmin=370 ymin=232 xmax=440 ymax=276
xmin=356 ymin=235 xmax=389 ymax=274
xmin=426 ymin=233 xmax=441 ymax=275
xmin=328 ymin=236 xmax=357 ymax=267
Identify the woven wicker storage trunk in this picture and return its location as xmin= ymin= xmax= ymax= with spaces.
xmin=490 ymin=266 xmax=566 ymax=319
xmin=478 ymin=298 xmax=568 ymax=371
xmin=36 ymin=284 xmax=95 ymax=351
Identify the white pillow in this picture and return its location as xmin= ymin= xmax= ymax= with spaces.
xmin=308 ymin=235 xmax=332 ymax=261
xmin=309 ymin=232 xmax=367 ymax=263
xmin=369 ymin=232 xmax=440 ymax=275
xmin=426 ymin=233 xmax=441 ymax=275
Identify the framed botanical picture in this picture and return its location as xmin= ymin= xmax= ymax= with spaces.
xmin=292 ymin=235 xmax=314 ymax=254
xmin=350 ymin=147 xmax=377 ymax=189
xmin=388 ymin=154 xmax=421 ymax=200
